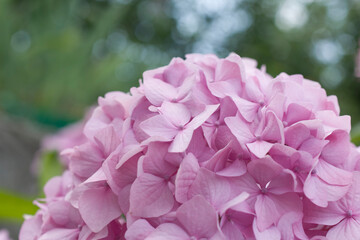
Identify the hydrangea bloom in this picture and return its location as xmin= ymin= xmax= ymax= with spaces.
xmin=20 ymin=53 xmax=360 ymax=240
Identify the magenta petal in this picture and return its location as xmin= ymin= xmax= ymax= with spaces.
xmin=176 ymin=195 xmax=218 ymax=238
xmin=78 ymin=187 xmax=122 ymax=233
xmin=129 ymin=173 xmax=174 ymax=218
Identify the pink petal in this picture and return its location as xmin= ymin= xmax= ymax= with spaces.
xmin=129 ymin=173 xmax=174 ymax=218
xmin=186 ymin=104 xmax=219 ymax=130
xmin=204 ymin=142 xmax=232 ymax=172
xmin=146 ymin=223 xmax=189 ymax=240
xmin=285 ymin=123 xmax=311 ymax=149
xmin=159 ymin=101 xmax=191 ymax=127
xmin=125 ymin=219 xmax=155 ymax=240
xmin=252 ymin=218 xmax=281 ymax=240
xmin=321 ymin=130 xmax=351 ymax=166
xmin=231 ymin=96 xmax=259 ymax=122
xmin=327 ymin=218 xmax=360 ymax=240
xmin=38 ymin=229 xmax=79 ymax=240
xmin=140 ymin=115 xmax=178 ymax=140
xmin=261 ymin=111 xmax=284 ymax=143
xmin=143 ymin=78 xmax=177 ymax=106
xmin=285 ymin=103 xmax=313 ymax=126
xmin=303 ymin=199 xmax=344 ymax=226
xmin=142 ymin=142 xmax=177 ymax=177
xmin=247 ymin=156 xmax=283 ymax=187
xmin=175 ymin=153 xmax=200 ymax=203
xmin=225 ymin=116 xmax=254 ymax=143
xmin=78 ymin=187 xmax=122 ymax=233
xmin=168 ymin=128 xmax=194 ymax=153
xmin=246 ymin=140 xmax=274 ymax=158
xmin=176 ymin=195 xmax=218 ymax=238
xmin=188 ymin=168 xmax=233 ymax=210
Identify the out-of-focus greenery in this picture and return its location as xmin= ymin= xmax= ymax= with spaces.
xmin=38 ymin=151 xmax=64 ymax=192
xmin=0 ymin=0 xmax=360 ymax=127
xmin=0 ymin=190 xmax=37 ymax=222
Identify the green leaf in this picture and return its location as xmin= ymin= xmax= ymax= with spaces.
xmin=0 ymin=190 xmax=38 ymax=222
xmin=351 ymin=123 xmax=360 ymax=146
xmin=39 ymin=151 xmax=64 ymax=192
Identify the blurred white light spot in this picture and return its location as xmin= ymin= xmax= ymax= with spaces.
xmin=195 ymin=0 xmax=235 ymax=16
xmin=326 ymin=1 xmax=348 ymax=22
xmin=177 ymin=13 xmax=200 ymax=37
xmin=275 ymin=0 xmax=308 ymax=31
xmin=320 ymin=66 xmax=343 ymax=89
xmin=11 ymin=30 xmax=31 ymax=53
xmin=313 ymin=39 xmax=343 ymax=64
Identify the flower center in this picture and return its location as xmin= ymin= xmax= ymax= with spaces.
xmin=346 ymin=210 xmax=353 ymax=218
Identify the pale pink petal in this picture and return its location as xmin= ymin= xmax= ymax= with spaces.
xmin=125 ymin=219 xmax=155 ymax=240
xmin=186 ymin=104 xmax=219 ymax=130
xmin=78 ymin=187 xmax=122 ymax=233
xmin=146 ymin=223 xmax=189 ymax=240
xmin=231 ymin=96 xmax=259 ymax=122
xmin=177 ymin=195 xmax=218 ymax=238
xmin=175 ymin=153 xmax=200 ymax=203
xmin=159 ymin=101 xmax=191 ymax=127
xmin=252 ymin=218 xmax=281 ymax=240
xmin=140 ymin=115 xmax=178 ymax=139
xmin=321 ymin=130 xmax=351 ymax=165
xmin=188 ymin=168 xmax=233 ymax=210
xmin=246 ymin=140 xmax=274 ymax=158
xmin=129 ymin=173 xmax=174 ymax=218
xmin=247 ymin=156 xmax=283 ymax=187
xmin=303 ymin=199 xmax=344 ymax=226
xmin=261 ymin=111 xmax=284 ymax=143
xmin=38 ymin=229 xmax=79 ymax=240
xmin=143 ymin=78 xmax=177 ymax=106
xmin=327 ymin=218 xmax=360 ymax=240
xmin=225 ymin=116 xmax=254 ymax=143
xmin=19 ymin=214 xmax=42 ymax=240
xmin=285 ymin=123 xmax=310 ymax=149
xmin=285 ymin=103 xmax=313 ymax=126
xmin=169 ymin=128 xmax=194 ymax=153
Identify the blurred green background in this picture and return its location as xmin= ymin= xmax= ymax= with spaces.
xmin=1 ymin=0 xmax=360 ymax=127
xmin=0 ymin=0 xmax=360 ymax=237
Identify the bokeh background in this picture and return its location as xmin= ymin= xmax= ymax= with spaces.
xmin=1 ymin=0 xmax=360 ymax=237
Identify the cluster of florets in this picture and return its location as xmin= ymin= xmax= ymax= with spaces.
xmin=20 ymin=53 xmax=360 ymax=240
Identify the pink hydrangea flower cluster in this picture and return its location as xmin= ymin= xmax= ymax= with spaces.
xmin=20 ymin=53 xmax=360 ymax=240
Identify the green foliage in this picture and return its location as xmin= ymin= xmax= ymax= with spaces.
xmin=38 ymin=151 xmax=64 ymax=191
xmin=0 ymin=190 xmax=38 ymax=222
xmin=351 ymin=123 xmax=360 ymax=146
